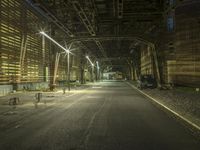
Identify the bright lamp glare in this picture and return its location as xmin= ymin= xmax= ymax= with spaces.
xmin=40 ymin=31 xmax=69 ymax=53
xmin=86 ymin=56 xmax=94 ymax=66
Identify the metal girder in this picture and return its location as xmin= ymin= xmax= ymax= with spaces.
xmin=95 ymin=40 xmax=107 ymax=58
xmin=98 ymin=15 xmax=162 ymax=24
xmin=164 ymin=0 xmax=183 ymax=14
xmin=27 ymin=0 xmax=163 ymax=69
xmin=98 ymin=57 xmax=127 ymax=62
xmin=70 ymin=0 xmax=108 ymax=59
xmin=71 ymin=0 xmax=96 ymax=36
xmin=25 ymin=0 xmax=74 ymax=37
xmin=66 ymin=35 xmax=151 ymax=44
xmin=104 ymin=64 xmax=126 ymax=67
xmin=150 ymin=44 xmax=161 ymax=88
xmin=91 ymin=0 xmax=98 ymax=17
xmin=118 ymin=0 xmax=123 ymax=19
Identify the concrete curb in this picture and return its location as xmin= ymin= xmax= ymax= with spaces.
xmin=126 ymin=82 xmax=200 ymax=133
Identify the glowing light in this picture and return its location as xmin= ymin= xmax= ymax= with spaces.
xmin=86 ymin=56 xmax=94 ymax=66
xmin=40 ymin=31 xmax=70 ymax=53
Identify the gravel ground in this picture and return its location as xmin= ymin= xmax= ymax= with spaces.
xmin=0 ymin=84 xmax=91 ymax=114
xmin=129 ymin=81 xmax=200 ymax=126
xmin=143 ymin=88 xmax=200 ymax=125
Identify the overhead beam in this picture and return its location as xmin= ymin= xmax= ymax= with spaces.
xmin=95 ymin=40 xmax=107 ymax=58
xmin=25 ymin=0 xmax=74 ymax=37
xmin=164 ymin=0 xmax=183 ymax=14
xmin=71 ymin=0 xmax=96 ymax=36
xmin=118 ymin=0 xmax=123 ymax=19
xmin=71 ymin=0 xmax=108 ymax=59
xmin=98 ymin=57 xmax=127 ymax=61
xmin=66 ymin=35 xmax=151 ymax=44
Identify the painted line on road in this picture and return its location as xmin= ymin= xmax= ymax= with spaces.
xmin=126 ymin=82 xmax=200 ymax=131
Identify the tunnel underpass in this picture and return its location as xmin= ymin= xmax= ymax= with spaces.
xmin=0 ymin=0 xmax=200 ymax=149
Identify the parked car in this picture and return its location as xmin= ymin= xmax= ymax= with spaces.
xmin=137 ymin=75 xmax=157 ymax=89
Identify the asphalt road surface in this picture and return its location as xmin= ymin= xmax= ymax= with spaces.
xmin=0 ymin=81 xmax=199 ymax=150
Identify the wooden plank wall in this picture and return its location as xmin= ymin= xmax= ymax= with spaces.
xmin=0 ymin=0 xmax=50 ymax=84
xmin=140 ymin=45 xmax=154 ymax=76
xmin=0 ymin=0 xmax=82 ymax=85
xmin=173 ymin=1 xmax=200 ymax=86
xmin=161 ymin=0 xmax=200 ymax=87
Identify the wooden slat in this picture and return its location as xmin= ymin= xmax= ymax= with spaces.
xmin=0 ymin=0 xmax=50 ymax=84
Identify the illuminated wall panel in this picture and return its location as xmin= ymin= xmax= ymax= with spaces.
xmin=0 ymin=0 xmax=21 ymax=84
xmin=140 ymin=45 xmax=154 ymax=76
xmin=174 ymin=1 xmax=200 ymax=86
xmin=0 ymin=0 xmax=50 ymax=85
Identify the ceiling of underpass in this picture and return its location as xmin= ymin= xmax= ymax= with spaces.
xmin=28 ymin=0 xmax=164 ymax=71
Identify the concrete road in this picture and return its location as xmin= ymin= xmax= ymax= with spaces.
xmin=0 ymin=81 xmax=199 ymax=150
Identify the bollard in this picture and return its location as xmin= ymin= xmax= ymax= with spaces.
xmin=63 ymin=87 xmax=66 ymax=94
xmin=9 ymin=97 xmax=20 ymax=109
xmin=9 ymin=97 xmax=20 ymax=105
xmin=35 ymin=93 xmax=42 ymax=103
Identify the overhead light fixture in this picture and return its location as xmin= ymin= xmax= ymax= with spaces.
xmin=86 ymin=56 xmax=94 ymax=66
xmin=40 ymin=31 xmax=70 ymax=53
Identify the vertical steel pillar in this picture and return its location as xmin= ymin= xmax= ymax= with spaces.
xmin=67 ymin=53 xmax=70 ymax=91
xmin=151 ymin=44 xmax=161 ymax=88
xmin=42 ymin=35 xmax=46 ymax=82
xmin=91 ymin=66 xmax=94 ymax=82
xmin=53 ymin=52 xmax=60 ymax=86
